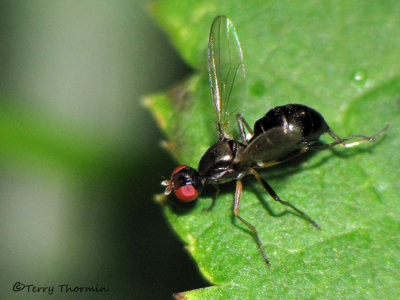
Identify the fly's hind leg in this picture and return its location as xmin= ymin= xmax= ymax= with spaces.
xmin=234 ymin=180 xmax=270 ymax=266
xmin=311 ymin=124 xmax=390 ymax=150
xmin=251 ymin=169 xmax=321 ymax=230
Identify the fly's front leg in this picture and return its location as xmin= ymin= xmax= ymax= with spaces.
xmin=251 ymin=169 xmax=321 ymax=230
xmin=310 ymin=124 xmax=389 ymax=150
xmin=234 ymin=180 xmax=270 ymax=266
xmin=203 ymin=185 xmax=219 ymax=212
xmin=236 ymin=114 xmax=253 ymax=145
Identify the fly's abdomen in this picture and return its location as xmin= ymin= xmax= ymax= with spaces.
xmin=252 ymin=104 xmax=330 ymax=143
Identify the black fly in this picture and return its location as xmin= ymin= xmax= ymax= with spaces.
xmin=162 ymin=15 xmax=389 ymax=266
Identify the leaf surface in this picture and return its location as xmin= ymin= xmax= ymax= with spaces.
xmin=146 ymin=0 xmax=400 ymax=298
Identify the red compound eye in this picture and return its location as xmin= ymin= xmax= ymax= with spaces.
xmin=172 ymin=165 xmax=188 ymax=176
xmin=175 ymin=185 xmax=198 ymax=202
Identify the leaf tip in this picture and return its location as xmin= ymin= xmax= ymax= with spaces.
xmin=143 ymin=96 xmax=168 ymax=130
xmin=173 ymin=292 xmax=189 ymax=300
xmin=154 ymin=192 xmax=168 ymax=205
xmin=161 ymin=139 xmax=178 ymax=155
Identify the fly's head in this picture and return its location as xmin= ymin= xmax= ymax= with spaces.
xmin=162 ymin=165 xmax=204 ymax=202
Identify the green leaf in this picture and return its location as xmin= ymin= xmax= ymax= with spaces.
xmin=146 ymin=0 xmax=400 ymax=298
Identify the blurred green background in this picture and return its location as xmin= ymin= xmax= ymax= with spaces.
xmin=0 ymin=1 xmax=207 ymax=299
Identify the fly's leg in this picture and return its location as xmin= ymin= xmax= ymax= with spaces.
xmin=236 ymin=114 xmax=254 ymax=144
xmin=203 ymin=185 xmax=219 ymax=212
xmin=234 ymin=180 xmax=270 ymax=266
xmin=311 ymin=124 xmax=389 ymax=150
xmin=251 ymin=169 xmax=321 ymax=230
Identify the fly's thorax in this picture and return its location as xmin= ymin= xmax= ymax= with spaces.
xmin=198 ymin=139 xmax=246 ymax=183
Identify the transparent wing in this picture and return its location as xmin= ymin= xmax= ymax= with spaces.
xmin=208 ymin=15 xmax=246 ymax=139
xmin=237 ymin=128 xmax=304 ymax=167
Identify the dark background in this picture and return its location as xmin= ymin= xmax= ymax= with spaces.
xmin=0 ymin=1 xmax=207 ymax=299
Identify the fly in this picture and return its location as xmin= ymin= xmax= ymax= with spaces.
xmin=162 ymin=15 xmax=389 ymax=266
